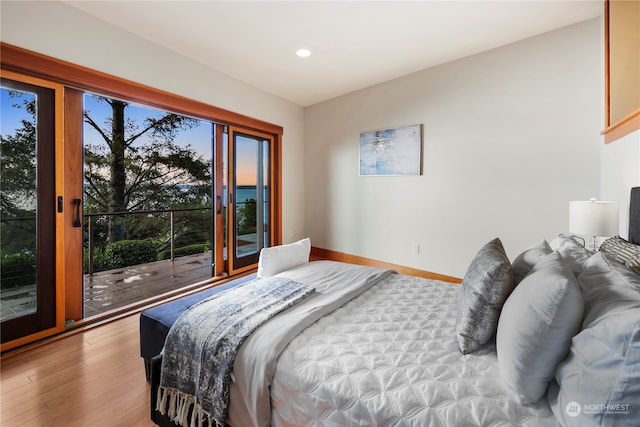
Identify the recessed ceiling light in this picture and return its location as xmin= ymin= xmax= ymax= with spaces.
xmin=296 ymin=48 xmax=311 ymax=58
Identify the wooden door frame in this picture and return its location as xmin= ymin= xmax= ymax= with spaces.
xmin=63 ymin=88 xmax=85 ymax=321
xmin=226 ymin=127 xmax=277 ymax=275
xmin=0 ymin=71 xmax=67 ymax=352
xmin=213 ymin=124 xmax=226 ymax=277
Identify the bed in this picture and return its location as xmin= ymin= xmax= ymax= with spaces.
xmin=144 ymin=191 xmax=640 ymax=427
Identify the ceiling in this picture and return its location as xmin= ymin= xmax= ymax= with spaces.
xmin=65 ymin=1 xmax=603 ymax=107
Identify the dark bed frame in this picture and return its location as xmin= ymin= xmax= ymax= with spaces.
xmin=628 ymin=187 xmax=640 ymax=244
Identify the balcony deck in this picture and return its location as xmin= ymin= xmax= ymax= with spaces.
xmin=0 ymin=252 xmax=215 ymax=322
xmin=83 ymin=252 xmax=214 ymax=317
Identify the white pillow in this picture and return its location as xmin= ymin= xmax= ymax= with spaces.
xmin=549 ymin=234 xmax=584 ymax=251
xmin=497 ymin=251 xmax=584 ymax=403
xmin=256 ymin=238 xmax=311 ymax=278
xmin=556 ymin=241 xmax=593 ymax=277
xmin=548 ymin=234 xmax=593 ymax=276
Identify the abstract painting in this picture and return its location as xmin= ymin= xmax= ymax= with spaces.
xmin=359 ymin=124 xmax=422 ymax=176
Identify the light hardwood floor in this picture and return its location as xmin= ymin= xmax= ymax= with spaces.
xmin=1 ymin=314 xmax=156 ymax=427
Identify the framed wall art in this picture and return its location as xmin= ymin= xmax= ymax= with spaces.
xmin=359 ymin=124 xmax=422 ymax=176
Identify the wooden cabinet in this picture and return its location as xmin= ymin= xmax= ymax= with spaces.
xmin=603 ymin=0 xmax=640 ymax=143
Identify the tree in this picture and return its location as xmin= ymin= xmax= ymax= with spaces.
xmin=83 ymin=95 xmax=211 ymax=244
xmin=0 ymin=91 xmax=37 ymax=255
xmin=237 ymin=198 xmax=257 ymax=235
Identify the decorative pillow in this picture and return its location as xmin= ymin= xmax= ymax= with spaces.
xmin=455 ymin=238 xmax=514 ymax=354
xmin=256 ymin=238 xmax=311 ymax=278
xmin=497 ymin=252 xmax=583 ymax=403
xmin=511 ymin=239 xmax=552 ymax=284
xmin=599 ymin=236 xmax=640 ymax=265
xmin=599 ymin=236 xmax=640 ymax=275
xmin=548 ymin=252 xmax=640 ymax=426
xmin=624 ymin=253 xmax=640 ymax=276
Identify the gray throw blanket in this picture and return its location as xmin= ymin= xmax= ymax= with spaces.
xmin=157 ymin=276 xmax=315 ymax=427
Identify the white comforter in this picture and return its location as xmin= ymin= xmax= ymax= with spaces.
xmin=228 ymin=261 xmax=394 ymax=427
xmin=229 ymin=261 xmax=558 ymax=427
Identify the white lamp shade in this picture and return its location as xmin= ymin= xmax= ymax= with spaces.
xmin=569 ymin=200 xmax=619 ymax=237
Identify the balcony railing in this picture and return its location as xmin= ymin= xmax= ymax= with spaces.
xmin=84 ymin=206 xmax=213 ymax=276
xmin=2 ymin=202 xmax=263 ymax=320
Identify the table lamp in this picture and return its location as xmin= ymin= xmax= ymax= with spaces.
xmin=569 ymin=198 xmax=619 ymax=251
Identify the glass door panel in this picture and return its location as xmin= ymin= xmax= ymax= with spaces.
xmin=1 ymin=78 xmax=57 ymax=343
xmin=228 ymin=129 xmax=271 ymax=273
xmin=235 ymin=135 xmax=258 ymax=259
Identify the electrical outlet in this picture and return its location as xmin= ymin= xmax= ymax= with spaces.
xmin=412 ymin=243 xmax=420 ymax=255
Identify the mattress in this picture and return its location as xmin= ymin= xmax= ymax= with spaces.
xmin=270 ymin=273 xmax=558 ymax=427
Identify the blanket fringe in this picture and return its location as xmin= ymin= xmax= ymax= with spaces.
xmin=157 ymin=386 xmax=221 ymax=427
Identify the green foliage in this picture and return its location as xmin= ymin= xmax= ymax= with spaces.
xmin=83 ymin=247 xmax=110 ymax=274
xmin=1 ymin=253 xmax=36 ymax=290
xmin=1 ymin=91 xmax=37 ymax=257
xmin=103 ymin=240 xmax=157 ymax=269
xmin=84 ymin=96 xmax=213 ymax=244
xmin=1 ymin=91 xmax=36 ymax=212
xmin=157 ymin=243 xmax=210 ymax=261
xmin=237 ymin=199 xmax=257 ymax=235
xmin=3 ymin=92 xmax=214 ymax=280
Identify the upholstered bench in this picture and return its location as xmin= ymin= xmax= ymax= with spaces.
xmin=139 ymin=273 xmax=257 ymax=380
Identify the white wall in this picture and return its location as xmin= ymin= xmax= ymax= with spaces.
xmin=601 ymin=130 xmax=640 ymax=239
xmin=0 ymin=0 xmax=307 ymax=243
xmin=304 ymin=19 xmax=603 ymax=278
xmin=1 ymin=2 xmax=609 ymax=277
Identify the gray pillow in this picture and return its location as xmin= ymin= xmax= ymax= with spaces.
xmin=497 ymin=252 xmax=583 ymax=403
xmin=548 ymin=252 xmax=640 ymax=427
xmin=511 ymin=239 xmax=552 ymax=284
xmin=456 ymin=238 xmax=514 ymax=354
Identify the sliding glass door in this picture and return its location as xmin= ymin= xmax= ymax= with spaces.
xmin=1 ymin=83 xmax=279 ymax=342
xmin=1 ymin=77 xmax=58 ymax=343
xmin=0 ymin=45 xmax=283 ymax=348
